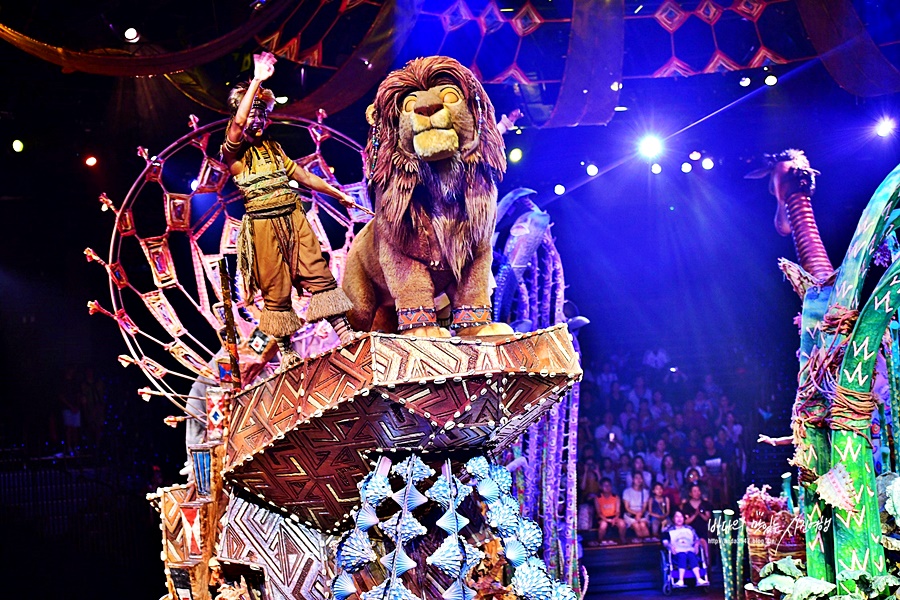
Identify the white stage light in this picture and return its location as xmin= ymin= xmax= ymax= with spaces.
xmin=681 ymin=162 xmax=692 ymax=173
xmin=509 ymin=148 xmax=523 ymax=163
xmin=124 ymin=28 xmax=140 ymax=42
xmin=764 ymin=75 xmax=777 ymax=86
xmin=638 ymin=135 xmax=663 ymax=159
xmin=12 ymin=140 xmax=23 ymax=153
xmin=651 ymin=163 xmax=662 ymax=174
xmin=701 ymin=158 xmax=714 ymax=170
xmin=554 ymin=184 xmax=566 ymax=195
xmin=876 ymin=118 xmax=896 ymax=138
xmin=586 ymin=164 xmax=599 ymax=177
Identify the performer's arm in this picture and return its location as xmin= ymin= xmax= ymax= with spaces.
xmin=284 ymin=158 xmax=355 ymax=207
xmin=757 ymin=434 xmax=792 ymax=446
xmin=225 ymin=53 xmax=277 ymax=154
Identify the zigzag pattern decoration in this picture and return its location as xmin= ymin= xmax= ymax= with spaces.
xmin=219 ymin=495 xmax=332 ymax=600
xmin=147 ymin=484 xmax=196 ymax=564
xmin=224 ymin=326 xmax=582 ymax=531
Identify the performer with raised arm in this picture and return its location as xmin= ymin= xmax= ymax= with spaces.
xmin=222 ymin=52 xmax=356 ymax=366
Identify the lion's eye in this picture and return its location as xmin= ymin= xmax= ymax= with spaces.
xmin=402 ymin=95 xmax=417 ymax=113
xmin=441 ymin=88 xmax=460 ymax=104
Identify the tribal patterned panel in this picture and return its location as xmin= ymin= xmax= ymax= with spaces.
xmin=496 ymin=326 xmax=582 ymax=374
xmin=370 ymin=335 xmax=502 ymax=383
xmin=148 ymin=484 xmax=196 ymax=564
xmin=228 ymin=391 xmax=430 ymax=530
xmin=223 ymin=326 xmax=582 ymax=530
xmin=219 ymin=495 xmax=332 ymax=600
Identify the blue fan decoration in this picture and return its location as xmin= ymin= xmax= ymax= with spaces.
xmin=442 ymin=580 xmax=477 ymax=600
xmin=360 ymin=580 xmax=419 ymax=600
xmin=426 ymin=536 xmax=485 ymax=578
xmin=379 ymin=547 xmax=417 ymax=576
xmin=488 ymin=464 xmax=513 ymax=493
xmin=426 ymin=474 xmax=472 ymax=510
xmin=436 ymin=507 xmax=470 ymax=535
xmin=390 ymin=483 xmax=428 ymax=512
xmin=517 ymin=518 xmax=544 ymax=555
xmin=337 ymin=528 xmax=376 ymax=572
xmin=381 ymin=511 xmax=427 ymax=545
xmin=511 ymin=557 xmax=554 ymax=600
xmin=486 ymin=495 xmax=521 ymax=536
xmin=331 ymin=571 xmax=357 ymax=600
xmin=355 ymin=503 xmax=380 ymax=532
xmin=551 ymin=580 xmax=579 ymax=600
xmin=464 ymin=456 xmax=490 ymax=480
xmin=392 ymin=455 xmax=435 ymax=484
xmin=358 ymin=472 xmax=391 ymax=507
xmin=475 ymin=478 xmax=501 ymax=504
xmin=503 ymin=539 xmax=528 ymax=568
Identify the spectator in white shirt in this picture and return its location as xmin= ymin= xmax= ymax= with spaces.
xmin=594 ymin=412 xmax=624 ymax=443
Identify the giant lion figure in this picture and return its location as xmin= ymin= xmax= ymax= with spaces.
xmin=342 ymin=56 xmax=514 ymax=337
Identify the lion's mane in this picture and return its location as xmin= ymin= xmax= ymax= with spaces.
xmin=365 ymin=56 xmax=506 ymax=279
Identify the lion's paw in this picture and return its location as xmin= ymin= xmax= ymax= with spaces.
xmin=401 ymin=326 xmax=452 ymax=338
xmin=456 ymin=322 xmax=515 ymax=337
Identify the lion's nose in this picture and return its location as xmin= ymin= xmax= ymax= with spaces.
xmin=414 ymin=92 xmax=444 ymax=117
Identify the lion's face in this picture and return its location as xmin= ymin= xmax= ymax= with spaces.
xmin=397 ymin=84 xmax=475 ymax=162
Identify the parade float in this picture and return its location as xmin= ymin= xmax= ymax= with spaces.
xmin=713 ymin=153 xmax=900 ymax=600
xmin=86 ymin=57 xmax=583 ymax=600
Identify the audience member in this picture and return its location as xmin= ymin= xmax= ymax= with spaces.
xmin=651 ymin=390 xmax=673 ymax=426
xmin=682 ymin=468 xmax=708 ymax=502
xmin=684 ymin=454 xmax=705 ymax=480
xmin=645 ymin=438 xmax=667 ymax=475
xmin=664 ymin=510 xmax=709 ymax=587
xmin=597 ymin=362 xmax=619 ymax=398
xmin=599 ymin=432 xmax=627 ymax=463
xmin=692 ymin=390 xmax=712 ymax=421
xmin=632 ymin=436 xmax=649 ymax=461
xmin=607 ymin=381 xmax=625 ymax=412
xmin=701 ymin=373 xmax=723 ymax=401
xmin=662 ymin=366 xmax=690 ymax=404
xmin=638 ymin=400 xmax=656 ymax=435
xmin=615 ymin=453 xmax=633 ymax=493
xmin=619 ymin=400 xmax=637 ymax=429
xmin=600 ymin=457 xmax=618 ymax=488
xmin=580 ymin=458 xmax=602 ymax=498
xmin=681 ymin=484 xmax=713 ymax=559
xmin=595 ymin=412 xmax=624 ymax=443
xmin=684 ymin=428 xmax=704 ymax=457
xmin=625 ymin=456 xmax=654 ymax=491
xmin=657 ymin=453 xmax=683 ymax=506
xmin=628 ymin=376 xmax=652 ymax=406
xmin=646 ymin=482 xmax=671 ymax=538
xmin=622 ymin=418 xmax=642 ymax=449
xmin=595 ymin=478 xmax=627 ymax=545
xmin=622 ymin=472 xmax=651 ymax=539
xmin=682 ymin=399 xmax=708 ymax=432
xmin=721 ymin=412 xmax=743 ymax=445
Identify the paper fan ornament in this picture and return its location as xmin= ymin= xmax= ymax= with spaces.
xmin=814 ymin=463 xmax=858 ymax=513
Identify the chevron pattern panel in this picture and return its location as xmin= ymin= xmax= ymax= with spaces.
xmin=224 ymin=325 xmax=581 ymax=530
xmin=148 ymin=484 xmax=196 ymax=564
xmin=219 ymin=495 xmax=333 ymax=600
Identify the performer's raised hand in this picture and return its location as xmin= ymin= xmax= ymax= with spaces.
xmin=253 ymin=52 xmax=277 ymax=81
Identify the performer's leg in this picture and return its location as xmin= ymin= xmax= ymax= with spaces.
xmin=289 ymin=211 xmax=355 ymax=343
xmin=252 ymin=218 xmax=302 ymax=366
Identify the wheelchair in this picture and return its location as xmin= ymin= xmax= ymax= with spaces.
xmin=660 ymin=544 xmax=709 ymax=595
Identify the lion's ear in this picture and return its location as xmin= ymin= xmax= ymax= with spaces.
xmin=365 ymin=104 xmax=377 ymax=126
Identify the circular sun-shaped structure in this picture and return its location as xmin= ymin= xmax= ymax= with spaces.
xmin=86 ymin=114 xmax=371 ymax=408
